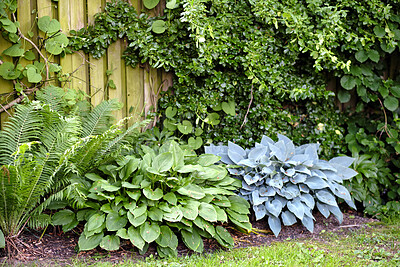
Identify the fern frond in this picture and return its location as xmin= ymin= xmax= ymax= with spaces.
xmin=81 ymin=98 xmax=122 ymax=137
xmin=35 ymin=86 xmax=67 ymax=115
xmin=0 ymin=103 xmax=43 ymax=165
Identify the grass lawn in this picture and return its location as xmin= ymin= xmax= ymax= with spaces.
xmin=67 ymin=219 xmax=400 ymax=267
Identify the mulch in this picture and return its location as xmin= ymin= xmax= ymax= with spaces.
xmin=0 ymin=209 xmax=378 ymax=266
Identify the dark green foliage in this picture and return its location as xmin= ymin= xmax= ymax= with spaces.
xmin=205 ymin=134 xmax=357 ymax=237
xmin=53 ymin=140 xmax=251 ymax=256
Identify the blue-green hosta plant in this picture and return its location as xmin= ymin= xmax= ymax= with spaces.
xmin=205 ymin=134 xmax=358 ymax=237
xmin=52 ymin=140 xmax=251 ymax=257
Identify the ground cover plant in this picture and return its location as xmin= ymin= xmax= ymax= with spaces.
xmin=206 ymin=134 xmax=358 ymax=236
xmin=52 ymin=139 xmax=252 ymax=257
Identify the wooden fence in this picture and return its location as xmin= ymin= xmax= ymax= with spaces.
xmin=0 ymin=0 xmax=171 ymax=128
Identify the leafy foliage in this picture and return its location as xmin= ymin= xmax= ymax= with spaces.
xmin=53 ymin=140 xmax=251 ymax=257
xmin=205 ymin=134 xmax=357 ymax=237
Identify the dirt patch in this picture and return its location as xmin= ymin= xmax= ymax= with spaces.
xmin=0 ymin=210 xmax=378 ymax=266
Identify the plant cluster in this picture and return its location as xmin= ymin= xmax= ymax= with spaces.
xmin=67 ymin=0 xmax=400 ymax=215
xmin=206 ymin=134 xmax=358 ymax=236
xmin=52 ymin=140 xmax=251 ymax=257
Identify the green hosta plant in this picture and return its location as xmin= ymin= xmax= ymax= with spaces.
xmin=205 ymin=134 xmax=358 ymax=237
xmin=53 ymin=140 xmax=251 ymax=257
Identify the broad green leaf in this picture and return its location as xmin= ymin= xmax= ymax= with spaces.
xmin=99 ymin=180 xmax=120 ymax=192
xmin=188 ymin=137 xmax=203 ymax=150
xmin=62 ymin=219 xmax=79 ymax=233
xmin=144 ymin=0 xmax=160 ymax=9
xmin=226 ymin=209 xmax=248 ymax=223
xmin=132 ymin=204 xmax=147 ymax=218
xmin=116 ymin=228 xmax=129 ymax=239
xmin=140 ymin=222 xmax=160 ymax=243
xmin=143 ymin=187 xmax=163 ymax=200
xmin=177 ymin=120 xmax=192 ymax=134
xmin=228 ymin=195 xmax=250 ymax=214
xmin=45 ymin=33 xmax=69 ymax=55
xmin=122 ymin=181 xmax=140 ymax=189
xmin=384 ymin=96 xmax=399 ymax=111
xmin=87 ymin=213 xmax=105 ymax=232
xmin=373 ymin=26 xmax=386 ymax=38
xmin=180 ymin=201 xmax=200 ymax=220
xmin=165 ymin=106 xmax=177 ymax=118
xmin=3 ymin=44 xmax=24 ymax=57
xmin=128 ymin=226 xmax=146 ymax=250
xmin=106 ymin=212 xmax=128 ymax=231
xmin=340 ymin=75 xmax=356 ymax=90
xmin=0 ymin=18 xmax=17 ymax=33
xmin=198 ymin=203 xmax=217 ymax=222
xmin=38 ymin=16 xmax=61 ymax=34
xmin=100 ymin=235 xmax=120 ymax=251
xmin=24 ymin=51 xmax=35 ymax=60
xmin=26 ymin=67 xmax=42 ymax=83
xmin=355 ymin=50 xmax=368 ymax=63
xmin=215 ymin=226 xmax=234 ymax=248
xmin=78 ymin=232 xmax=103 ymax=251
xmin=181 ymin=229 xmax=203 ymax=253
xmin=163 ymin=206 xmax=183 ymax=222
xmin=152 ymin=152 xmax=174 ymax=172
xmin=119 ymin=157 xmax=140 ymax=180
xmin=52 ymin=209 xmax=75 ymax=226
xmin=368 ymin=50 xmax=380 ymax=63
xmin=166 ymin=0 xmax=177 ymax=9
xmin=214 ymin=206 xmax=228 ymax=222
xmin=156 ymin=225 xmax=178 ymax=249
xmin=390 ymin=85 xmax=400 ymax=98
xmin=128 ymin=212 xmax=147 ymax=227
xmin=221 ymin=100 xmax=236 ymax=116
xmin=198 ymin=154 xmax=221 ymax=166
xmin=205 ymin=112 xmax=220 ymax=125
xmin=152 ymin=19 xmax=166 ymax=34
xmin=163 ymin=192 xmax=177 ymax=205
xmin=177 ymin=184 xmax=205 ymax=199
xmin=0 ymin=230 xmax=5 ymax=248
xmin=148 ymin=207 xmax=163 ymax=221
xmin=0 ymin=62 xmax=16 ymax=80
xmin=338 ymin=90 xmax=351 ymax=103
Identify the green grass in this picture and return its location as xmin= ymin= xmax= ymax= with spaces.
xmin=8 ymin=220 xmax=400 ymax=267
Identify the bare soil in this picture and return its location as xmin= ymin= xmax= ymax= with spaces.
xmin=0 ymin=209 xmax=378 ymax=266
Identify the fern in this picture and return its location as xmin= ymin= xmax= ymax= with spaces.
xmin=81 ymin=98 xmax=122 ymax=138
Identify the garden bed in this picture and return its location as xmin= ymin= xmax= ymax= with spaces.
xmin=1 ymin=210 xmax=377 ymax=266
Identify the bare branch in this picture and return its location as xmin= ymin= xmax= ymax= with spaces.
xmin=240 ymin=84 xmax=254 ymax=129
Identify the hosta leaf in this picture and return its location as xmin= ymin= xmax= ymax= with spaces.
xmin=300 ymin=193 xmax=315 ymax=209
xmin=87 ymin=213 xmax=105 ymax=232
xmin=269 ymin=174 xmax=283 ymax=189
xmin=100 ymin=235 xmax=120 ymax=251
xmin=228 ymin=141 xmax=246 ymax=156
xmin=259 ymin=186 xmax=276 ymax=197
xmin=268 ymin=216 xmax=281 ymax=237
xmin=177 ymin=184 xmax=205 ymax=199
xmin=199 ymin=203 xmax=217 ymax=222
xmin=334 ymin=165 xmax=358 ymax=180
xmin=251 ymin=190 xmax=269 ymax=206
xmin=180 ymin=201 xmax=200 ymax=220
xmin=278 ymin=184 xmax=300 ymax=199
xmin=287 ymin=199 xmax=305 ymax=220
xmin=316 ymin=190 xmax=338 ymax=206
xmin=265 ymin=199 xmax=282 ymax=218
xmin=304 ymin=176 xmax=329 ymax=189
xmin=333 ymin=184 xmax=352 ymax=201
xmin=253 ymin=204 xmax=267 ymax=220
xmin=106 ymin=212 xmax=127 ymax=231
xmin=156 ymin=225 xmax=178 ymax=249
xmin=163 ymin=192 xmax=177 ymax=205
xmin=152 ymin=152 xmax=174 ymax=173
xmin=316 ymin=202 xmax=330 ymax=218
xmin=181 ymin=229 xmax=203 ymax=253
xmin=214 ymin=206 xmax=228 ymax=222
xmin=328 ymin=205 xmax=343 ymax=224
xmin=78 ymin=232 xmax=103 ymax=251
xmin=226 ymin=209 xmax=249 ymax=223
xmin=132 ymin=204 xmax=147 ymax=218
xmin=148 ymin=207 xmax=163 ymax=221
xmin=329 ymin=156 xmax=355 ymax=168
xmin=228 ymin=195 xmax=250 ymax=214
xmin=116 ymin=228 xmax=129 ymax=239
xmin=198 ymin=154 xmax=221 ymax=166
xmin=261 ymin=135 xmax=274 ymax=146
xmin=281 ymin=211 xmax=297 ymax=226
xmin=143 ymin=187 xmax=163 ymax=200
xmin=128 ymin=212 xmax=147 ymax=227
xmin=52 ymin=209 xmax=75 ymax=226
xmin=244 ymin=174 xmax=258 ymax=185
xmin=215 ymin=226 xmax=234 ymax=249
xmin=163 ymin=206 xmax=183 ymax=222
xmin=269 ymin=141 xmax=286 ymax=161
xmin=248 ymin=146 xmax=268 ymax=161
xmin=301 ymin=215 xmax=314 ymax=233
xmin=140 ymin=222 xmax=160 ymax=243
xmin=128 ymin=226 xmax=145 ymax=250
xmin=290 ymin=173 xmax=307 ymax=184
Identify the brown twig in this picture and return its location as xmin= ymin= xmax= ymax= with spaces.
xmin=240 ymin=84 xmax=254 ymax=129
xmin=377 ymin=98 xmax=392 ymax=138
xmin=12 ymin=14 xmax=50 ymax=83
xmin=0 ymin=86 xmax=40 ymax=113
